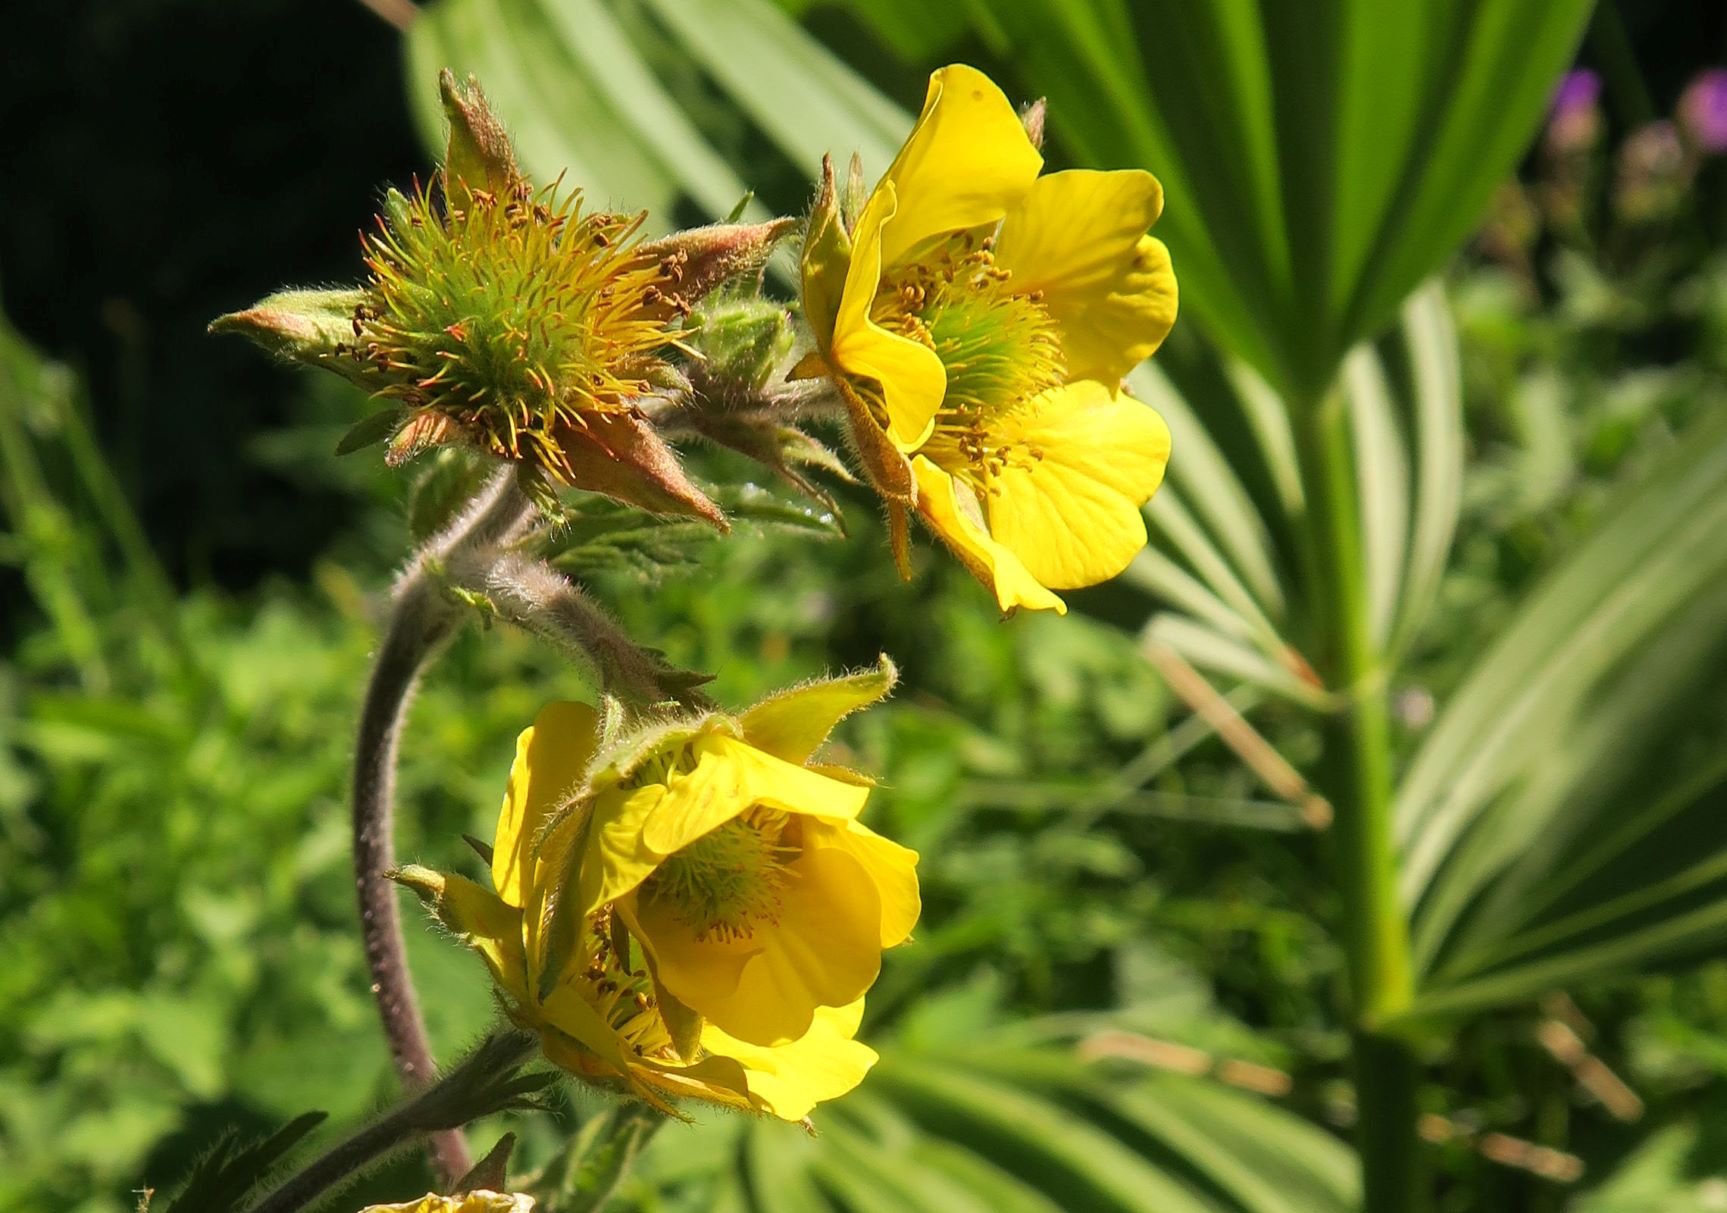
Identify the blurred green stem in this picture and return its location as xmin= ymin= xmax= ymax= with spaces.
xmin=352 ymin=471 xmax=532 ymax=1184
xmin=1296 ymin=387 xmax=1422 ymax=1211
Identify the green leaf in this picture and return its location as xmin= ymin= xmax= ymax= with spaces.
xmin=333 ymin=407 xmax=405 ymax=456
xmin=626 ymin=1032 xmax=1356 ymax=1213
xmin=407 ymin=0 xmax=911 ymax=228
xmin=164 ymin=1111 xmax=327 ymax=1213
xmin=1394 ymin=406 xmax=1727 ymax=1024
xmin=1129 ymin=284 xmax=1462 ymax=699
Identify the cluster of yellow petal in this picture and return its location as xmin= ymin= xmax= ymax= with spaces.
xmin=359 ymin=1192 xmax=534 ymax=1213
xmin=801 ymin=65 xmax=1178 ymax=614
xmin=400 ymin=661 xmax=918 ymax=1122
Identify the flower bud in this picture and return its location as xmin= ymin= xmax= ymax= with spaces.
xmin=206 ymin=288 xmax=370 ymax=382
xmin=1615 ymin=120 xmax=1687 ymax=223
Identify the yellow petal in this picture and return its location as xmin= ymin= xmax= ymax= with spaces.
xmin=830 ymin=183 xmax=946 ymax=449
xmin=738 ymin=656 xmax=897 ymax=764
xmin=994 ymin=170 xmax=1178 ymax=383
xmin=493 ymin=702 xmax=600 ymax=908
xmin=809 ymin=818 xmax=921 ymax=948
xmin=687 ymin=845 xmax=884 ymax=1046
xmin=360 ymin=1192 xmax=536 ymax=1213
xmin=537 ymin=1028 xmax=687 ymax=1119
xmin=641 ymin=735 xmax=871 ymax=858
xmin=577 ymin=783 xmax=669 ymax=916
xmin=539 ymin=979 xmax=636 ymax=1070
xmin=877 ymin=64 xmax=1043 ymax=268
xmin=701 ymin=1001 xmax=878 ymax=1121
xmin=911 ymin=455 xmax=1067 ymax=615
xmin=984 ymin=381 xmax=1171 ymax=589
xmin=622 ymin=888 xmax=761 ymax=1005
xmin=438 ymin=873 xmax=531 ymax=1005
xmin=634 ymin=1051 xmax=757 ymax=1113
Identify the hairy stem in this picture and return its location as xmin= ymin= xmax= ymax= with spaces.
xmin=447 ymin=549 xmax=711 ymax=709
xmin=353 ymin=472 xmax=532 ymax=1183
xmin=248 ymin=1031 xmax=540 ymax=1213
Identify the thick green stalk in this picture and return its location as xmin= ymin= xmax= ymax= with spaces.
xmin=1295 ymin=387 xmax=1423 ymax=1211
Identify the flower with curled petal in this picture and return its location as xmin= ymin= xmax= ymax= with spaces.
xmin=395 ymin=659 xmax=918 ymax=1122
xmin=359 ymin=1192 xmax=533 ymax=1213
xmin=799 ymin=64 xmax=1177 ymax=614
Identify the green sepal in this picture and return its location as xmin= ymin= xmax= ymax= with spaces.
xmin=451 ymin=1132 xmax=517 ymax=1196
xmin=439 ymin=69 xmax=522 ymax=198
xmin=799 ymin=155 xmax=854 ymax=353
xmin=739 ymin=655 xmax=898 ymax=764
xmin=335 ymin=407 xmax=407 ymax=456
xmin=841 ymin=151 xmax=869 ymax=232
xmin=656 ymin=986 xmax=706 ymax=1063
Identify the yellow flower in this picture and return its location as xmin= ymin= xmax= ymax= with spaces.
xmin=360 ymin=1194 xmax=533 ymax=1213
xmin=799 ymin=65 xmax=1177 ymax=614
xmin=396 ymin=660 xmax=918 ymax=1122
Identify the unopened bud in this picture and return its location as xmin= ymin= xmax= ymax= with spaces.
xmin=687 ymin=294 xmax=796 ymax=397
xmin=633 ymin=218 xmax=796 ymax=320
xmin=208 ymin=288 xmax=370 ymax=382
xmin=1616 ymin=120 xmax=1687 ymax=223
xmin=672 ymin=294 xmax=850 ymax=515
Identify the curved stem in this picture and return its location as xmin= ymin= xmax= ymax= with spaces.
xmin=353 ymin=581 xmax=467 ymax=1180
xmin=352 ymin=472 xmax=531 ymax=1184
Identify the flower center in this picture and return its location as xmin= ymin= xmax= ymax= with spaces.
xmin=870 ymin=235 xmax=1065 ymax=481
xmin=642 ymin=810 xmax=795 ymax=943
xmin=356 ymin=181 xmax=677 ymax=472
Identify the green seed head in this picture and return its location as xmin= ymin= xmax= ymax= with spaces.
xmin=355 ymin=180 xmax=678 ymax=483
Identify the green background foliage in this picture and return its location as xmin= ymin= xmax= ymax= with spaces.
xmin=8 ymin=1 xmax=1727 ymax=1211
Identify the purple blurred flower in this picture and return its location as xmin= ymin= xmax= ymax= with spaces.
xmin=1552 ymin=69 xmax=1602 ymax=116
xmin=1547 ymin=69 xmax=1602 ymax=154
xmin=1680 ymin=68 xmax=1727 ymax=154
